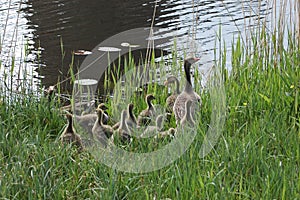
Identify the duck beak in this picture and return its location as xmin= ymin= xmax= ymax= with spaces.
xmin=164 ymin=80 xmax=168 ymax=86
xmin=194 ymin=57 xmax=200 ymax=62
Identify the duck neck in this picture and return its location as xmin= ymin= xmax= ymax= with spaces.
xmin=97 ymin=111 xmax=104 ymax=126
xmin=67 ymin=116 xmax=74 ymax=133
xmin=129 ymin=108 xmax=136 ymax=123
xmin=147 ymin=98 xmax=153 ymax=110
xmin=184 ymin=62 xmax=193 ymax=92
xmin=120 ymin=112 xmax=128 ymax=131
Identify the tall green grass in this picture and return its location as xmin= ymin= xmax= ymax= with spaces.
xmin=0 ymin=0 xmax=299 ymax=199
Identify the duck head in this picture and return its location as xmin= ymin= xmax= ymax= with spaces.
xmin=146 ymin=94 xmax=155 ymax=102
xmin=97 ymin=103 xmax=108 ymax=111
xmin=184 ymin=57 xmax=200 ymax=66
xmin=168 ymin=128 xmax=176 ymax=136
xmin=184 ymin=57 xmax=200 ymax=90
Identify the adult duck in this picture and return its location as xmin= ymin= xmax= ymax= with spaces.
xmin=173 ymin=57 xmax=201 ymax=125
xmin=137 ymin=94 xmax=156 ymax=126
xmin=60 ymin=112 xmax=83 ymax=151
xmin=164 ymin=76 xmax=180 ymax=113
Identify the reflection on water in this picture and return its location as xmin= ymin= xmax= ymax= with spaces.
xmin=0 ymin=0 xmax=296 ymax=92
xmin=23 ymin=0 xmax=176 ymax=91
xmin=0 ymin=0 xmax=36 ymax=89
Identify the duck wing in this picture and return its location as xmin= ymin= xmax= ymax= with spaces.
xmin=173 ymin=92 xmax=189 ymax=124
xmin=173 ymin=92 xmax=200 ymax=124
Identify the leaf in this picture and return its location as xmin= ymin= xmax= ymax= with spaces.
xmin=258 ymin=92 xmax=271 ymax=104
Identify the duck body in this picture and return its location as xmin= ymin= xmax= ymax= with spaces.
xmin=174 ymin=90 xmax=199 ymax=124
xmin=173 ymin=58 xmax=201 ymax=125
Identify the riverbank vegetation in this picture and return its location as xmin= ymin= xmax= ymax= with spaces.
xmin=0 ymin=1 xmax=299 ymax=199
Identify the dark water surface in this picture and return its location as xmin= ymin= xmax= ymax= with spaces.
xmin=0 ymin=0 xmax=294 ymax=93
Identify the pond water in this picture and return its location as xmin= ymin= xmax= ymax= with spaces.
xmin=0 ymin=0 xmax=296 ymax=93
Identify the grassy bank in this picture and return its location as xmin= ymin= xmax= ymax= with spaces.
xmin=1 ymin=3 xmax=300 ymax=200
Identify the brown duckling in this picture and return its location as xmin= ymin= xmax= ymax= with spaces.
xmin=137 ymin=94 xmax=156 ymax=126
xmin=164 ymin=76 xmax=180 ymax=113
xmin=173 ymin=57 xmax=201 ymax=125
xmin=60 ymin=112 xmax=83 ymax=151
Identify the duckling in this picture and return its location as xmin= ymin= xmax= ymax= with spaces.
xmin=173 ymin=57 xmax=201 ymax=125
xmin=112 ymin=109 xmax=132 ymax=143
xmin=180 ymin=99 xmax=195 ymax=127
xmin=125 ymin=103 xmax=138 ymax=131
xmin=137 ymin=94 xmax=156 ymax=126
xmin=155 ymin=128 xmax=177 ymax=139
xmin=140 ymin=114 xmax=164 ymax=138
xmin=92 ymin=107 xmax=114 ymax=138
xmin=92 ymin=107 xmax=114 ymax=147
xmin=164 ymin=76 xmax=180 ymax=113
xmin=60 ymin=112 xmax=83 ymax=151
